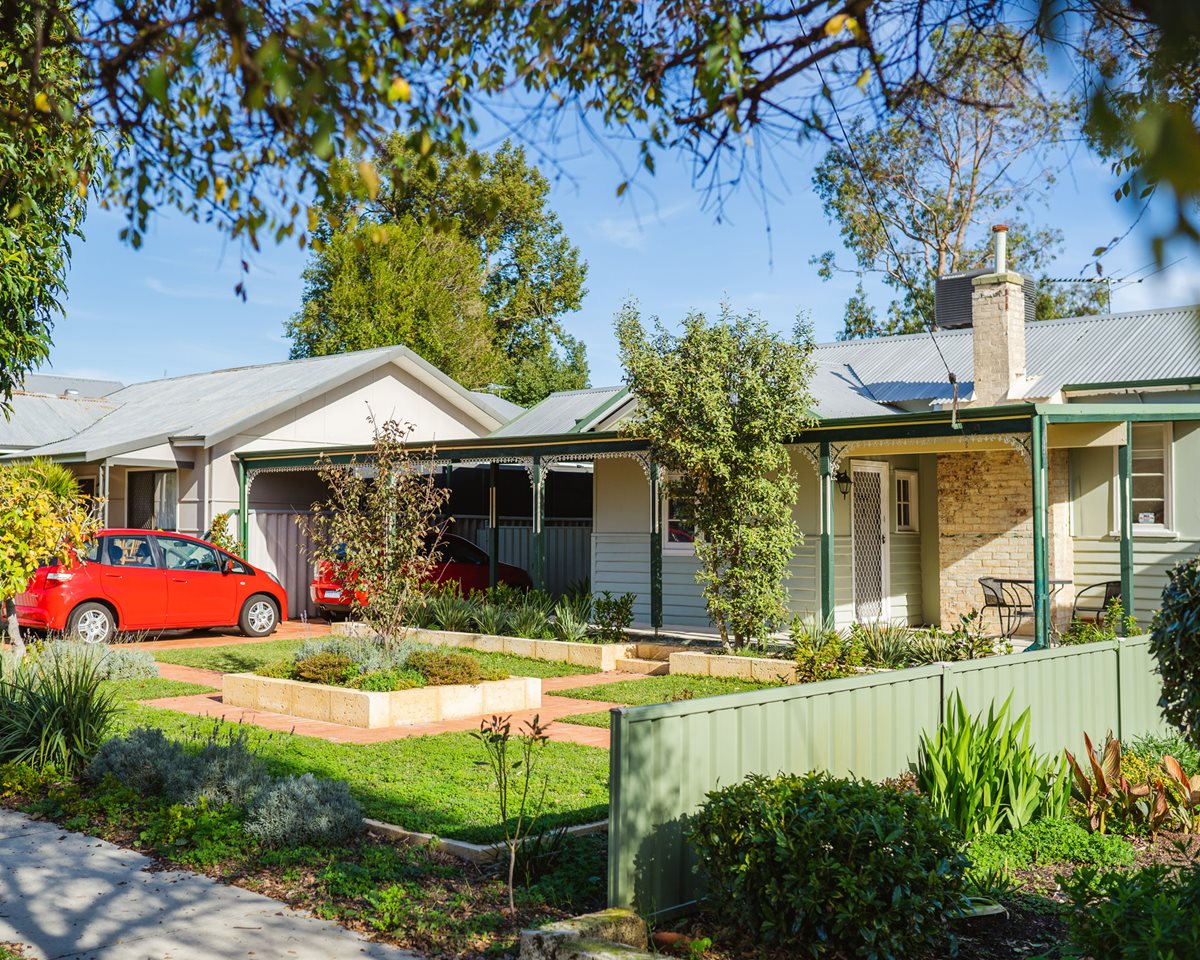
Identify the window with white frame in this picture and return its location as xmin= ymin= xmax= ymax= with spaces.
xmin=1126 ymin=422 xmax=1173 ymax=531
xmin=663 ymin=495 xmax=697 ymax=550
xmin=895 ymin=470 xmax=919 ymax=532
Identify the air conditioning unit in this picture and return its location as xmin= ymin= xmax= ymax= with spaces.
xmin=934 ymin=268 xmax=1036 ymax=329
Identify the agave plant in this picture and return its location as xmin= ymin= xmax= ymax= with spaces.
xmin=908 ymin=630 xmax=958 ymax=665
xmin=425 ymin=590 xmax=476 ymax=633
xmin=472 ymin=603 xmax=510 ymax=637
xmin=508 ymin=603 xmax=550 ymax=640
xmin=852 ymin=621 xmax=914 ymax=668
xmin=551 ymin=600 xmax=591 ymax=643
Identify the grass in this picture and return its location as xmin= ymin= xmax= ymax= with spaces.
xmin=152 ymin=636 xmax=596 ymax=679
xmin=103 ymin=678 xmax=216 ymax=703
xmin=558 ymin=711 xmax=612 ymax=729
xmin=548 ymin=674 xmax=778 ymax=706
xmin=151 ymin=638 xmax=307 ymax=673
xmin=114 ymin=703 xmax=609 ymax=843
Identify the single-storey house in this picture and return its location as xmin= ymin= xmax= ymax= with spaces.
xmin=9 ymin=243 xmax=1200 ymax=649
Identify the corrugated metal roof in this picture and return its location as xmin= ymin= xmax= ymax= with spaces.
xmin=808 ymin=363 xmax=899 ymax=418
xmin=21 ymin=374 xmax=124 ymax=398
xmin=813 ymin=305 xmax=1200 ymax=403
xmin=489 ymin=387 xmax=626 ymax=437
xmin=14 ymin=345 xmax=505 ymax=461
xmin=0 ymin=392 xmax=117 ymax=450
xmin=469 ymin=391 xmax=524 ymax=423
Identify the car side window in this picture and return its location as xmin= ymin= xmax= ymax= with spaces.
xmin=446 ymin=538 xmax=487 ymax=564
xmin=106 ymin=535 xmax=156 ymax=568
xmin=81 ymin=537 xmax=103 ymax=563
xmin=222 ymin=552 xmax=252 ymax=575
xmin=158 ymin=536 xmax=221 ymax=572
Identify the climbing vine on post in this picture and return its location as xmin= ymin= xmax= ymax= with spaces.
xmin=615 ymin=303 xmax=816 ymax=649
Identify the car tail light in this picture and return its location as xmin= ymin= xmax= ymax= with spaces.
xmin=46 ymin=571 xmax=74 ymax=582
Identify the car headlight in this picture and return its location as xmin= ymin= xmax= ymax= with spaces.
xmin=266 ymin=571 xmax=282 ymax=586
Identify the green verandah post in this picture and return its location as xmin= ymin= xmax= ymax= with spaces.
xmin=531 ymin=455 xmax=545 ymax=591
xmin=649 ymin=460 xmax=663 ymax=629
xmin=237 ymin=458 xmax=248 ymax=554
xmin=1029 ymin=414 xmax=1051 ymax=651
xmin=1119 ymin=419 xmax=1135 ymax=628
xmin=488 ymin=461 xmax=499 ymax=590
xmin=819 ymin=440 xmax=835 ymax=624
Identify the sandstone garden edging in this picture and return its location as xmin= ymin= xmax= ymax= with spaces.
xmin=333 ymin=622 xmax=689 ymax=672
xmin=223 ymin=672 xmax=541 ymax=728
xmin=668 ymin=650 xmax=799 ymax=683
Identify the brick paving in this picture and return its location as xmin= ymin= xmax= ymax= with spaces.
xmin=125 ymin=618 xmax=333 ymax=650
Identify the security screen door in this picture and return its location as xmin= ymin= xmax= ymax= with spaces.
xmin=851 ymin=461 xmax=889 ymax=622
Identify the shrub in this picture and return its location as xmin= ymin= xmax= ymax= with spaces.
xmin=348 ymin=669 xmax=425 ymax=692
xmin=0 ymin=656 xmax=118 ymax=775
xmin=508 ymin=603 xmax=550 ymax=640
xmin=688 ymin=771 xmax=969 ymax=956
xmin=139 ymin=797 xmax=253 ymax=867
xmin=34 ymin=640 xmax=158 ymax=681
xmin=916 ymin=694 xmax=1069 ymax=838
xmin=592 ymin=591 xmax=635 ymax=642
xmin=791 ymin=617 xmax=863 ymax=682
xmin=245 ymin=773 xmax=363 ymax=847
xmin=1061 ymin=597 xmax=1139 ymax=646
xmin=293 ymin=651 xmax=356 ymax=686
xmin=256 ymin=658 xmax=296 ymax=679
xmin=425 ymin=586 xmax=476 ymax=632
xmin=405 ymin=649 xmax=500 ymax=685
xmin=88 ymin=728 xmax=187 ymax=796
xmin=471 ymin=602 xmax=510 ymax=636
xmin=1151 ymin=557 xmax=1200 ymax=747
xmin=1058 ymin=863 xmax=1200 ymax=959
xmin=1129 ymin=732 xmax=1200 ymax=776
xmin=967 ymin=818 xmax=1135 ymax=874
xmin=179 ymin=730 xmax=271 ymax=808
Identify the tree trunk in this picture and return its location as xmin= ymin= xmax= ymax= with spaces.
xmin=5 ymin=601 xmax=25 ymax=659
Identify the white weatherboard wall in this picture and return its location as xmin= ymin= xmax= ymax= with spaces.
xmin=589 ymin=450 xmax=926 ymax=632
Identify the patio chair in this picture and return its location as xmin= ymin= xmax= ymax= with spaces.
xmin=1072 ymin=580 xmax=1123 ymax=623
xmin=978 ymin=577 xmax=1032 ymax=640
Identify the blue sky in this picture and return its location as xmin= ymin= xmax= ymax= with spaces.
xmin=49 ymin=119 xmax=1200 ymax=391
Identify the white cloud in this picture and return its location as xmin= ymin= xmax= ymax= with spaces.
xmin=591 ymin=200 xmax=693 ymax=250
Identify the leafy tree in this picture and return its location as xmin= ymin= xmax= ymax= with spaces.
xmin=615 ymin=303 xmax=815 ymax=649
xmin=0 ymin=6 xmax=98 ymax=409
xmin=285 ymin=217 xmax=507 ymax=389
xmin=292 ymin=138 xmax=588 ymax=403
xmin=0 ymin=458 xmax=99 ymax=657
xmin=300 ymin=417 xmax=449 ymax=646
xmin=811 ymin=27 xmax=1108 ymax=338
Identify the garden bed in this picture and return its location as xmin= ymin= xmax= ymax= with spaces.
xmin=223 ymin=672 xmax=541 ymax=728
xmin=334 ymin=622 xmax=689 ymax=672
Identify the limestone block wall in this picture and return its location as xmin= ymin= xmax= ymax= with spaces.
xmin=937 ymin=449 xmax=1072 ymax=630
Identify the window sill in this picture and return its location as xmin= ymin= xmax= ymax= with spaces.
xmin=1106 ymin=528 xmax=1179 ymax=541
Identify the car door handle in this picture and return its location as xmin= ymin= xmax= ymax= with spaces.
xmin=104 ymin=573 xmax=123 ymax=579
xmin=171 ymin=577 xmax=187 ymax=583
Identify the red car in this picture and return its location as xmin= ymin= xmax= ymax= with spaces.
xmin=16 ymin=528 xmax=288 ymax=644
xmin=311 ymin=533 xmax=532 ymax=619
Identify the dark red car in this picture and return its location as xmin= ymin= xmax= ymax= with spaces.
xmin=16 ymin=528 xmax=288 ymax=644
xmin=310 ymin=533 xmax=532 ymax=619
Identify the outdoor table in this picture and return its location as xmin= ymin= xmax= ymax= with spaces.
xmin=989 ymin=577 xmax=1073 ymax=641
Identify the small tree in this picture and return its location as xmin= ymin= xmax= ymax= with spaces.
xmin=301 ymin=417 xmax=448 ymax=645
xmin=1151 ymin=558 xmax=1200 ymax=747
xmin=206 ymin=511 xmax=245 ymax=557
xmin=615 ymin=303 xmax=816 ymax=649
xmin=0 ymin=459 xmax=100 ymax=657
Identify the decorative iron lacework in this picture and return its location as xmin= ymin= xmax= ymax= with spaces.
xmin=792 ymin=432 xmax=1032 ymax=475
xmin=543 ymin=450 xmax=652 ymax=482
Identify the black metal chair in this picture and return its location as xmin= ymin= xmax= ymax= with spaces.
xmin=979 ymin=577 xmax=1033 ymax=640
xmin=1072 ymin=580 xmax=1123 ymax=623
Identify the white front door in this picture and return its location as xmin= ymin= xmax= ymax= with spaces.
xmin=851 ymin=460 xmax=890 ymax=622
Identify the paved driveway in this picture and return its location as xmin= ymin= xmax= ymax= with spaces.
xmin=0 ymin=810 xmax=421 ymax=960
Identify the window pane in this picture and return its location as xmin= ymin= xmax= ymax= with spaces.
xmin=106 ymin=535 xmax=155 ymax=567
xmin=666 ymin=498 xmax=696 ymax=543
xmin=1128 ymin=423 xmax=1166 ymax=525
xmin=158 ymin=536 xmax=220 ymax=572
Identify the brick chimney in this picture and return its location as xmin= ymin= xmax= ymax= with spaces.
xmin=969 ymin=225 xmax=1027 ymax=405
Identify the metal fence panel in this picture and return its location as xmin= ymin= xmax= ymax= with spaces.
xmin=246 ymin=510 xmax=319 ymax=619
xmin=609 ymin=638 xmax=1167 ymax=916
xmin=471 ymin=525 xmax=591 ymax=595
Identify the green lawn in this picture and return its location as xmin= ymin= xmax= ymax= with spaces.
xmin=558 ymin=711 xmax=613 ymax=729
xmin=152 ymin=638 xmax=308 ymax=673
xmin=151 ymin=637 xmax=597 ymax=678
xmin=548 ymin=674 xmax=778 ymax=706
xmin=104 ymin=678 xmax=216 ymax=703
xmin=115 ymin=703 xmax=609 ymax=843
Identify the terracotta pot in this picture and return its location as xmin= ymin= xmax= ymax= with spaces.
xmin=651 ymin=930 xmax=693 ymax=955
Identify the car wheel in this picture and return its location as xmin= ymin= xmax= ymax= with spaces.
xmin=239 ymin=595 xmax=279 ymax=638
xmin=67 ymin=602 xmax=116 ymax=645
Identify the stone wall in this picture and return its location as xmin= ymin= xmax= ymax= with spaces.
xmin=937 ymin=449 xmax=1072 ymax=631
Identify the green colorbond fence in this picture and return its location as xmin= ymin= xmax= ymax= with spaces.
xmin=607 ymin=637 xmax=1169 ymax=916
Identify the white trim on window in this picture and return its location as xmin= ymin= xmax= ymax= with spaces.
xmin=662 ymin=491 xmax=698 ymax=554
xmin=894 ymin=469 xmax=919 ymax=533
xmin=1111 ymin=422 xmax=1174 ymax=536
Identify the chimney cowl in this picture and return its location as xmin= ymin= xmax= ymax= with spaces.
xmin=992 ymin=224 xmax=1008 ymax=274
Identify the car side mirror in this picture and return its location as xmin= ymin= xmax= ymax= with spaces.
xmin=222 ymin=558 xmax=235 ymax=575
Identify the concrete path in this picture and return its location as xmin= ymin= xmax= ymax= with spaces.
xmin=0 ymin=810 xmax=419 ymax=960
